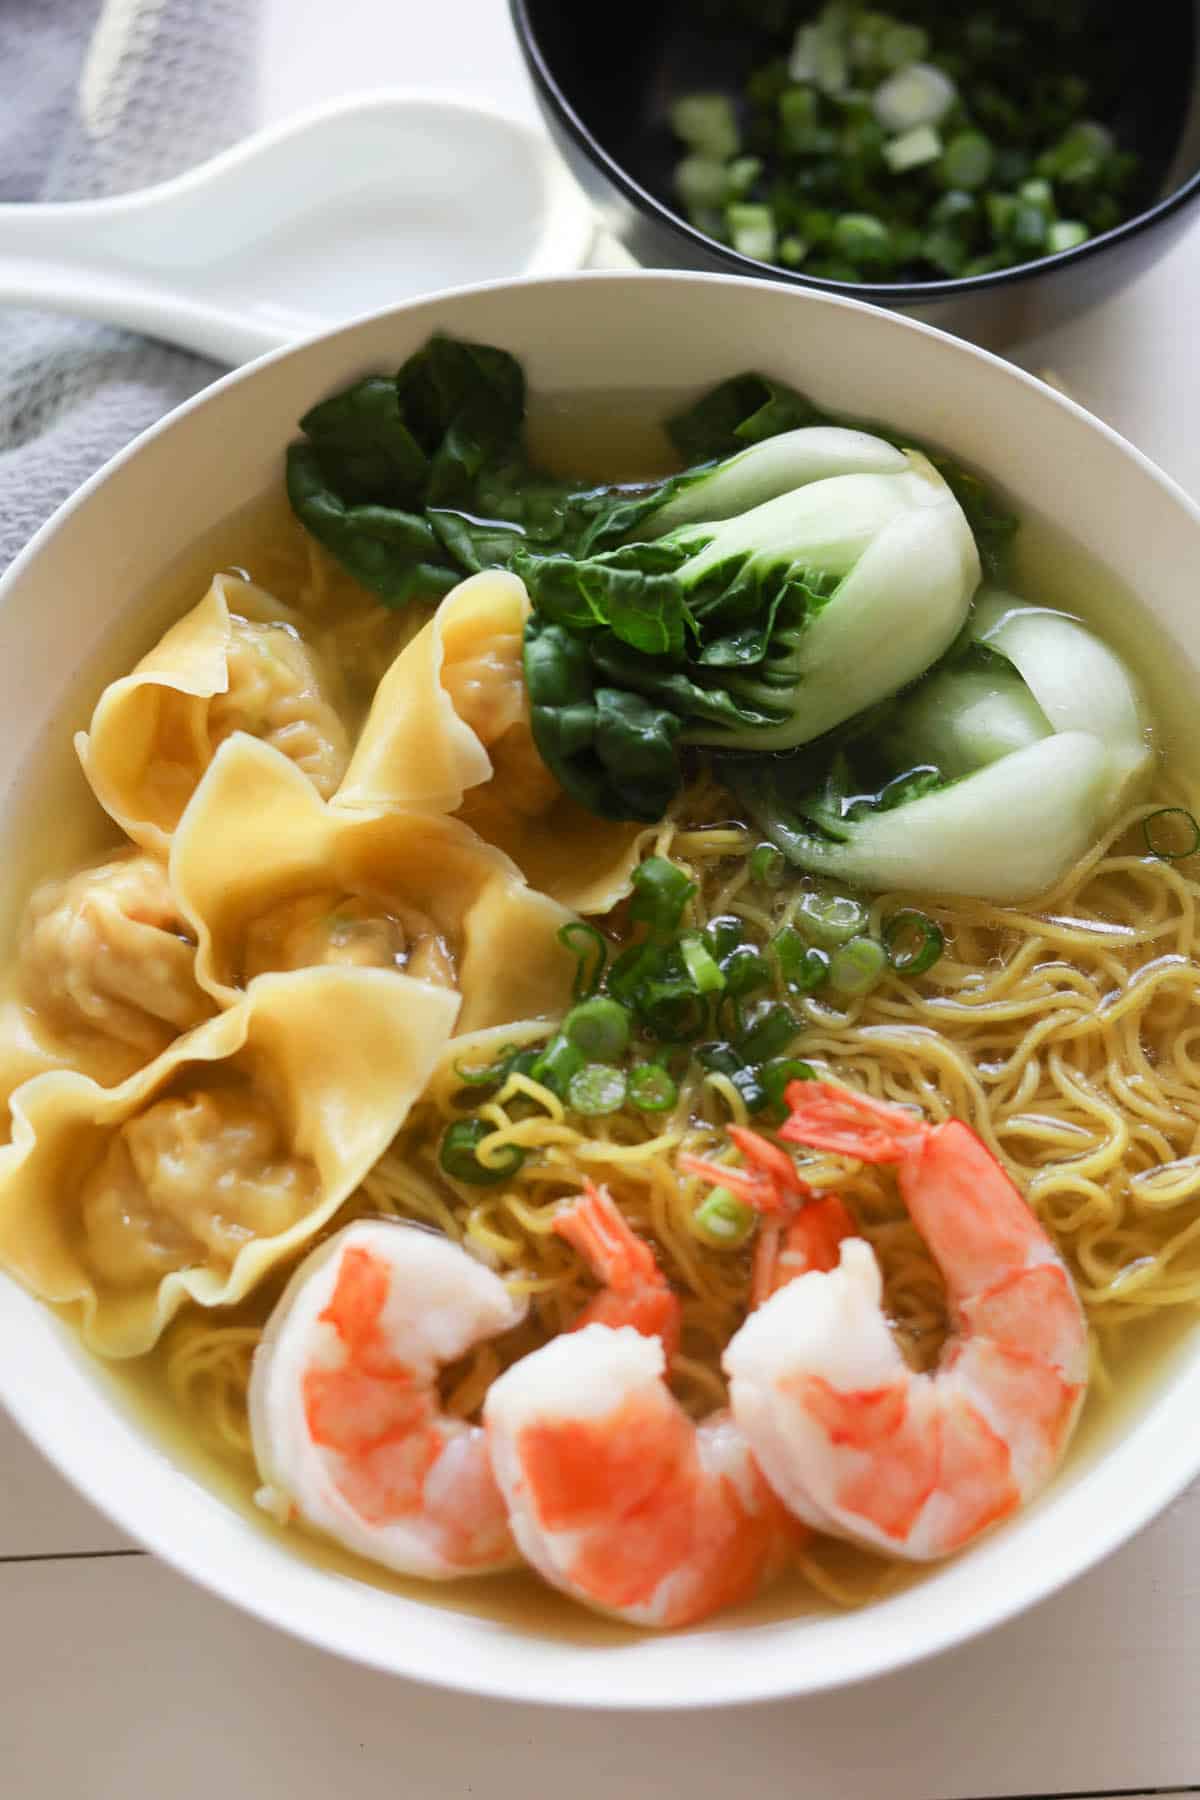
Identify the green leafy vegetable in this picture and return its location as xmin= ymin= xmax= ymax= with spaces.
xmin=439 ymin=1119 xmax=526 ymax=1186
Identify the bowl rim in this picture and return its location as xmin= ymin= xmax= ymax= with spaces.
xmin=509 ymin=0 xmax=1200 ymax=303
xmin=5 ymin=267 xmax=1200 ymax=1707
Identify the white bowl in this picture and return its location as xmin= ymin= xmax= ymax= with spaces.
xmin=2 ymin=272 xmax=1199 ymax=1708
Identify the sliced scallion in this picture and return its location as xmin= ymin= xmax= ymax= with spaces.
xmin=691 ymin=1185 xmax=757 ymax=1248
xmin=1142 ymin=808 xmax=1200 ymax=862
xmin=628 ymin=1063 xmax=678 ymax=1112
xmin=795 ymin=889 xmax=869 ymax=949
xmin=567 ymin=1064 xmax=628 ymax=1117
xmin=828 ymin=935 xmax=887 ymax=997
xmin=749 ymin=842 xmax=786 ymax=887
xmin=557 ymin=921 xmax=608 ymax=1001
xmin=562 ymin=997 xmax=631 ymax=1064
xmin=883 ymin=909 xmax=945 ymax=976
xmin=679 ymin=931 xmax=726 ymax=995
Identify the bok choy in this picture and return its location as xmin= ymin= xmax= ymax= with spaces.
xmin=724 ymin=590 xmax=1152 ymax=902
xmin=520 ymin=449 xmax=980 ymax=817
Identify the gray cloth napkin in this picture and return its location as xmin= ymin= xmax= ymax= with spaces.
xmin=0 ymin=0 xmax=259 ymax=569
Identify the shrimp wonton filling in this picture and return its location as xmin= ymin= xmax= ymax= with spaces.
xmin=240 ymin=891 xmax=454 ymax=988
xmin=212 ymin=616 xmax=349 ymax=800
xmin=81 ymin=1086 xmax=317 ymax=1289
xmin=20 ymin=851 xmax=210 ymax=1055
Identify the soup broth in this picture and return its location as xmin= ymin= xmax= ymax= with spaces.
xmin=4 ymin=385 xmax=1200 ymax=1630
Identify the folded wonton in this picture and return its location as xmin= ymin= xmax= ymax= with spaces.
xmin=171 ymin=733 xmax=578 ymax=1033
xmin=76 ymin=574 xmax=350 ymax=857
xmin=0 ymin=964 xmax=458 ymax=1356
xmin=332 ymin=570 xmax=643 ymax=915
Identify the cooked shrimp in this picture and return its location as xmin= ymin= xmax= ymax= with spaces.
xmin=249 ymin=1220 xmax=526 ymax=1579
xmin=724 ymin=1083 xmax=1089 ymax=1561
xmin=484 ymin=1181 xmax=799 ymax=1628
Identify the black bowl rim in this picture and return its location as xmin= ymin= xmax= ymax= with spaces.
xmin=511 ymin=0 xmax=1200 ymax=302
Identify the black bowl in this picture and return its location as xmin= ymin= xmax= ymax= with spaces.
xmin=512 ymin=0 xmax=1200 ymax=346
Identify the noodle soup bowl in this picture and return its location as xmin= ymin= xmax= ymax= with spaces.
xmin=3 ymin=271 xmax=1200 ymax=1707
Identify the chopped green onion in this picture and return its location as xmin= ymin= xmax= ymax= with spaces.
xmin=874 ymin=62 xmax=955 ymax=133
xmin=557 ymin=921 xmax=608 ymax=1001
xmin=567 ymin=1064 xmax=628 ymax=1117
xmin=1046 ymin=219 xmax=1088 ymax=253
xmin=1142 ymin=808 xmax=1200 ymax=862
xmin=720 ymin=945 xmax=773 ymax=999
xmin=703 ymin=914 xmax=748 ymax=960
xmin=878 ymin=22 xmax=929 ymax=70
xmin=691 ymin=1185 xmax=757 ymax=1248
xmin=883 ymin=909 xmax=945 ymax=976
xmin=696 ymin=1040 xmax=745 ymax=1079
xmin=670 ymin=93 xmax=739 ymax=160
xmin=773 ymin=927 xmax=832 ymax=997
xmin=675 ymin=154 xmax=731 ymax=212
xmin=760 ymin=1057 xmax=817 ymax=1119
xmin=530 ymin=1034 xmax=586 ymax=1097
xmin=883 ymin=124 xmax=942 ymax=172
xmin=737 ymin=1002 xmax=801 ymax=1062
xmin=726 ymin=203 xmax=777 ymax=262
xmin=940 ymin=130 xmax=994 ymax=190
xmin=628 ymin=1063 xmax=679 ymax=1112
xmin=832 ymin=213 xmax=893 ymax=267
xmin=794 ymin=889 xmax=869 ymax=948
xmin=440 ymin=1119 xmax=526 ymax=1187
xmin=637 ymin=980 xmax=710 ymax=1043
xmin=562 ymin=996 xmax=631 ymax=1064
xmin=728 ymin=1065 xmax=769 ymax=1114
xmin=828 ymin=935 xmax=888 ymax=997
xmin=453 ymin=1044 xmax=517 ymax=1088
xmin=679 ymin=931 xmax=727 ymax=995
xmin=606 ymin=939 xmax=662 ymax=1006
xmin=630 ymin=857 xmax=696 ymax=939
xmin=727 ymin=155 xmax=763 ymax=198
xmin=749 ymin=842 xmax=786 ymax=887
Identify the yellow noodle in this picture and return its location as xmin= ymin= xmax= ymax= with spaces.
xmin=164 ymin=769 xmax=1200 ymax=1612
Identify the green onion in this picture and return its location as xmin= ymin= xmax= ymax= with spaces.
xmin=737 ymin=1002 xmax=801 ymax=1062
xmin=674 ymin=154 xmax=730 ymax=212
xmin=696 ymin=1040 xmax=744 ymax=1079
xmin=606 ymin=939 xmax=663 ymax=1006
xmin=567 ymin=1064 xmax=628 ymax=1117
xmin=1142 ymin=808 xmax=1200 ymax=862
xmin=874 ymin=62 xmax=954 ymax=133
xmin=720 ymin=945 xmax=773 ymax=999
xmin=760 ymin=1056 xmax=817 ymax=1119
xmin=453 ymin=1044 xmax=517 ymax=1088
xmin=628 ymin=1063 xmax=679 ymax=1112
xmin=630 ymin=856 xmax=696 ymax=939
xmin=556 ymin=922 xmax=608 ymax=1002
xmin=729 ymin=1065 xmax=768 ymax=1114
xmin=832 ymin=212 xmax=893 ymax=267
xmin=940 ymin=130 xmax=994 ymax=190
xmin=883 ymin=909 xmax=945 ymax=976
xmin=562 ymin=996 xmax=631 ymax=1064
xmin=726 ymin=203 xmax=777 ymax=262
xmin=703 ymin=914 xmax=748 ymax=960
xmin=529 ymin=1034 xmax=586 ymax=1096
xmin=1047 ymin=219 xmax=1088 ymax=253
xmin=749 ymin=842 xmax=786 ymax=887
xmin=439 ymin=1119 xmax=526 ymax=1187
xmin=828 ymin=935 xmax=888 ymax=996
xmin=691 ymin=1186 xmax=757 ymax=1248
xmin=670 ymin=93 xmax=739 ymax=160
xmin=883 ymin=123 xmax=942 ymax=172
xmin=637 ymin=980 xmax=710 ymax=1043
xmin=794 ymin=889 xmax=869 ymax=948
xmin=679 ymin=931 xmax=726 ymax=995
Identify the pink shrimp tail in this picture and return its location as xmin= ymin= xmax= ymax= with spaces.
xmin=554 ymin=1179 xmax=681 ymax=1359
xmin=778 ymin=1081 xmax=927 ymax=1164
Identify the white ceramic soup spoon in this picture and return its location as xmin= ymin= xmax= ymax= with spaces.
xmin=0 ymin=91 xmax=596 ymax=364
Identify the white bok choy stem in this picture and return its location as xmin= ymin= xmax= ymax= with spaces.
xmin=742 ymin=590 xmax=1153 ymax=902
xmin=642 ymin=426 xmax=910 ymax=537
xmin=678 ymin=451 xmax=981 ymax=750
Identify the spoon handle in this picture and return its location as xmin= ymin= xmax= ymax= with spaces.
xmin=0 ymin=201 xmax=286 ymax=361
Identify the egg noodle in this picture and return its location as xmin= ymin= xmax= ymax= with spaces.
xmin=163 ymin=764 xmax=1200 ymax=1608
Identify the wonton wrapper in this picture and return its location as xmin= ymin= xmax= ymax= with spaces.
xmin=0 ymin=965 xmax=458 ymax=1356
xmin=76 ymin=574 xmax=349 ymax=858
xmin=333 ymin=571 xmax=643 ymax=915
xmin=171 ymin=733 xmax=578 ymax=1032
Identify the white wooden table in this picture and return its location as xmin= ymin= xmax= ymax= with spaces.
xmin=5 ymin=4 xmax=1200 ymax=1795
